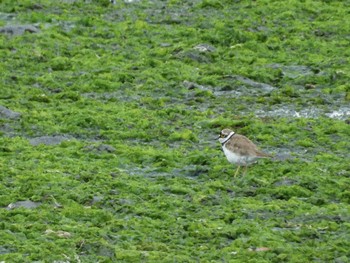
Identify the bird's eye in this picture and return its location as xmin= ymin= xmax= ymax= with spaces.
xmin=220 ymin=133 xmax=225 ymax=138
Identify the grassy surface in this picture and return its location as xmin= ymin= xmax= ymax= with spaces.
xmin=1 ymin=0 xmax=350 ymax=262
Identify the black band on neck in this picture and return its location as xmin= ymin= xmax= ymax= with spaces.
xmin=221 ymin=132 xmax=235 ymax=146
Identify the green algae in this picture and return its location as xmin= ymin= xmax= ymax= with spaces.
xmin=1 ymin=0 xmax=350 ymax=262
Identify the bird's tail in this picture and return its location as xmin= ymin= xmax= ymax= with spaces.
xmin=257 ymin=151 xmax=273 ymax=158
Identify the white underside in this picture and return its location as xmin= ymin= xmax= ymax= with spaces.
xmin=222 ymin=145 xmax=257 ymax=166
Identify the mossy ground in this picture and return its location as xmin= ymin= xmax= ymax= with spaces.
xmin=1 ymin=0 xmax=350 ymax=262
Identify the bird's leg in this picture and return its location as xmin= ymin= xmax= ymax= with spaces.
xmin=234 ymin=166 xmax=240 ymax=177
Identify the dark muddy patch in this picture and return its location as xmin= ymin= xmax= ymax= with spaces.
xmin=84 ymin=143 xmax=116 ymax=153
xmin=0 ymin=24 xmax=40 ymax=35
xmin=29 ymin=135 xmax=74 ymax=146
xmin=221 ymin=75 xmax=276 ymax=93
xmin=6 ymin=200 xmax=41 ymax=210
xmin=0 ymin=105 xmax=21 ymax=120
xmin=268 ymin=64 xmax=316 ymax=79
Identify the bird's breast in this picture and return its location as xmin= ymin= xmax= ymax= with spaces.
xmin=222 ymin=145 xmax=242 ymax=164
xmin=222 ymin=145 xmax=257 ymax=165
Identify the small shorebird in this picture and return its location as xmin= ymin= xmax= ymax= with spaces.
xmin=218 ymin=128 xmax=272 ymax=177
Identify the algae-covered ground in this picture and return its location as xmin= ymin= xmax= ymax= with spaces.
xmin=1 ymin=0 xmax=350 ymax=262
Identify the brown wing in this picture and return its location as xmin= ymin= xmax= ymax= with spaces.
xmin=225 ymin=134 xmax=271 ymax=158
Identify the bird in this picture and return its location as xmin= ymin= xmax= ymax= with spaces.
xmin=218 ymin=128 xmax=272 ymax=177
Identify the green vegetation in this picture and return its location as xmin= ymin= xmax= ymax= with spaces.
xmin=1 ymin=0 xmax=349 ymax=261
